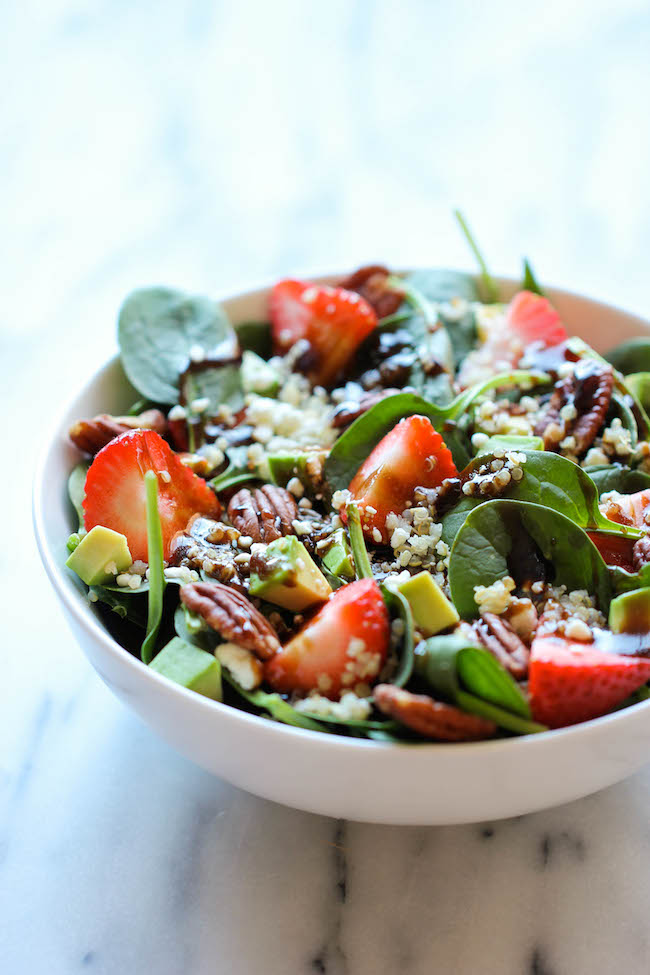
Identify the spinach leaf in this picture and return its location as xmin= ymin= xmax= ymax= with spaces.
xmin=440 ymin=450 xmax=642 ymax=546
xmin=625 ymin=373 xmax=650 ymax=413
xmin=438 ymin=305 xmax=479 ymax=370
xmin=209 ymin=446 xmax=258 ymax=492
xmin=324 ymin=371 xmax=549 ymax=492
xmin=585 ymin=464 xmax=650 ymax=497
xmin=381 ymin=587 xmax=415 ymax=688
xmin=181 ymin=361 xmax=244 ymax=414
xmin=234 ymin=320 xmax=272 ymax=358
xmin=405 ymin=268 xmax=480 ymax=304
xmin=453 ymin=210 xmax=499 ymax=303
xmin=521 ymin=258 xmax=544 ymax=295
xmin=173 ymin=604 xmax=219 ymax=651
xmin=118 ymin=287 xmax=234 ymax=403
xmin=387 ymin=276 xmax=455 ymax=404
xmin=141 ymin=471 xmax=167 ymax=664
xmin=448 ymin=499 xmax=612 ymax=619
xmin=89 ymin=586 xmax=149 ymax=626
xmin=413 ymin=634 xmax=539 ymax=733
xmin=223 ymin=673 xmax=327 ymax=732
xmin=68 ymin=462 xmax=89 ymax=532
xmin=347 ymin=503 xmax=373 ymax=580
xmin=606 ymin=338 xmax=650 ymax=376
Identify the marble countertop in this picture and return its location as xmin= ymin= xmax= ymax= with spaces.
xmin=4 ymin=2 xmax=650 ymax=972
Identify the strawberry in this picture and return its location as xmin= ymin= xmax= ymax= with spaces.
xmin=269 ymin=279 xmax=377 ymax=386
xmin=506 ymin=290 xmax=567 ymax=348
xmin=343 ymin=415 xmax=457 ymax=542
xmin=599 ymin=488 xmax=650 ymax=530
xmin=264 ymin=578 xmax=390 ymax=698
xmin=83 ymin=430 xmax=221 ymax=562
xmin=586 ymin=531 xmax=636 ymax=572
xmin=529 ymin=635 xmax=650 ymax=728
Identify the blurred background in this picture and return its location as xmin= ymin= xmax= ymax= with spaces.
xmin=4 ymin=2 xmax=650 ymax=972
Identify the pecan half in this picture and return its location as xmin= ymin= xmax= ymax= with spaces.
xmin=331 ymin=388 xmax=402 ymax=428
xmin=535 ymin=359 xmax=614 ymax=454
xmin=180 ymin=581 xmax=280 ymax=659
xmin=472 ymin=612 xmax=530 ymax=679
xmin=633 ymin=535 xmax=650 ymax=571
xmin=339 ymin=264 xmax=403 ymax=319
xmin=69 ymin=409 xmax=167 ymax=455
xmin=227 ymin=485 xmax=298 ymax=542
xmin=169 ymin=514 xmax=248 ymax=590
xmin=373 ymin=685 xmax=497 ymax=741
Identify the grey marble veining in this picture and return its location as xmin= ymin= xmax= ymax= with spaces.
xmin=4 ymin=1 xmax=650 ymax=972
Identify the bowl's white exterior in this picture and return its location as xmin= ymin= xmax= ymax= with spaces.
xmin=33 ymin=274 xmax=650 ymax=825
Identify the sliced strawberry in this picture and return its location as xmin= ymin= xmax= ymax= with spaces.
xmin=83 ymin=430 xmax=221 ymax=562
xmin=586 ymin=531 xmax=636 ymax=571
xmin=264 ymin=578 xmax=390 ymax=699
xmin=506 ymin=290 xmax=567 ymax=348
xmin=270 ymin=279 xmax=377 ymax=386
xmin=529 ymin=635 xmax=650 ymax=728
xmin=343 ymin=415 xmax=457 ymax=542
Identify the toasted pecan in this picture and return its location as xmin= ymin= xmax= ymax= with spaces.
xmin=338 ymin=264 xmax=404 ymax=319
xmin=373 ymin=685 xmax=497 ymax=741
xmin=536 ymin=359 xmax=614 ymax=454
xmin=69 ymin=409 xmax=167 ymax=455
xmin=180 ymin=581 xmax=280 ymax=659
xmin=227 ymin=485 xmax=298 ymax=543
xmin=472 ymin=612 xmax=530 ymax=679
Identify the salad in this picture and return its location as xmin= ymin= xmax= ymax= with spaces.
xmin=64 ymin=220 xmax=650 ymax=743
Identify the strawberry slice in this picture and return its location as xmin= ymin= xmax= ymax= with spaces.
xmin=270 ymin=279 xmax=377 ymax=386
xmin=506 ymin=290 xmax=567 ymax=348
xmin=83 ymin=430 xmax=221 ymax=562
xmin=264 ymin=578 xmax=390 ymax=698
xmin=586 ymin=531 xmax=636 ymax=571
xmin=343 ymin=415 xmax=457 ymax=542
xmin=529 ymin=635 xmax=650 ymax=728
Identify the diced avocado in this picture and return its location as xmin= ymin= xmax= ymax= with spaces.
xmin=476 ymin=434 xmax=544 ymax=456
xmin=241 ymin=350 xmax=281 ymax=396
xmin=609 ymin=587 xmax=650 ymax=634
xmin=149 ymin=637 xmax=222 ymax=700
xmin=249 ymin=535 xmax=332 ymax=611
xmin=398 ymin=571 xmax=459 ymax=636
xmin=65 ymin=525 xmax=132 ymax=586
xmin=267 ymin=450 xmax=327 ymax=492
xmin=321 ymin=528 xmax=355 ymax=580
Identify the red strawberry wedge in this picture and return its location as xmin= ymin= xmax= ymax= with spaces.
xmin=265 ymin=578 xmax=390 ymax=699
xmin=344 ymin=415 xmax=457 ymax=543
xmin=529 ymin=636 xmax=650 ymax=728
xmin=270 ymin=279 xmax=377 ymax=386
xmin=83 ymin=429 xmax=221 ymax=562
xmin=506 ymin=290 xmax=567 ymax=348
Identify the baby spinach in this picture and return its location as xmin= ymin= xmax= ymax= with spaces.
xmin=387 ymin=276 xmax=455 ymax=404
xmin=453 ymin=209 xmax=499 ymax=303
xmin=454 ymin=693 xmax=547 ymax=735
xmin=440 ymin=450 xmax=642 ymax=546
xmin=118 ymin=287 xmax=234 ymax=403
xmin=414 ymin=633 xmax=530 ymax=718
xmin=448 ymin=499 xmax=612 ymax=619
xmin=234 ymin=320 xmax=273 ymax=358
xmin=347 ymin=503 xmax=373 ymax=580
xmin=585 ymin=464 xmax=650 ymax=497
xmin=625 ymin=373 xmax=650 ymax=413
xmin=521 ymin=258 xmax=544 ymax=295
xmin=141 ymin=471 xmax=167 ymax=664
xmin=223 ymin=674 xmax=327 ymax=732
xmin=606 ymin=337 xmax=650 ymax=377
xmin=209 ymin=446 xmax=257 ymax=492
xmin=325 ymin=371 xmax=549 ymax=492
xmin=181 ymin=360 xmax=244 ymax=415
xmin=67 ymin=462 xmax=89 ymax=533
xmin=89 ymin=586 xmax=148 ymax=626
xmin=381 ymin=587 xmax=415 ymax=688
xmin=173 ymin=604 xmax=218 ymax=651
xmin=405 ymin=267 xmax=480 ymax=304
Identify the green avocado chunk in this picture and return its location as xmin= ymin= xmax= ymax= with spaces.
xmin=321 ymin=528 xmax=355 ymax=580
xmin=397 ymin=571 xmax=460 ymax=636
xmin=249 ymin=535 xmax=332 ymax=611
xmin=266 ymin=450 xmax=327 ymax=492
xmin=149 ymin=637 xmax=222 ymax=700
xmin=65 ymin=525 xmax=132 ymax=586
xmin=609 ymin=587 xmax=650 ymax=634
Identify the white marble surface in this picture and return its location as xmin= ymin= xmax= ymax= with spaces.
xmin=4 ymin=1 xmax=650 ymax=971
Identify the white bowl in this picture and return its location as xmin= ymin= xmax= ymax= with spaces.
xmin=33 ymin=273 xmax=650 ymax=825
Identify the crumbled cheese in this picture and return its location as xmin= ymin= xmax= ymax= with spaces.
xmin=286 ymin=476 xmax=304 ymax=498
xmin=474 ymin=576 xmax=516 ymax=615
xmin=292 ymin=519 xmax=313 ymax=536
xmin=103 ymin=561 xmax=118 ymax=576
xmin=331 ymin=489 xmax=351 ymax=511
xmin=190 ymin=397 xmax=210 ymax=414
xmin=372 ymin=527 xmax=383 ymax=544
xmin=216 ymin=643 xmax=263 ymax=690
xmin=293 ymin=691 xmax=372 ymax=721
xmin=168 ymin=404 xmax=187 ymax=421
xmin=162 ymin=566 xmax=200 ymax=584
xmin=189 ymin=343 xmax=206 ymax=362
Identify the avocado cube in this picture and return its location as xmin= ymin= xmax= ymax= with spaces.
xmin=149 ymin=637 xmax=222 ymax=700
xmin=476 ymin=434 xmax=544 ymax=456
xmin=267 ymin=450 xmax=327 ymax=491
xmin=65 ymin=525 xmax=132 ymax=586
xmin=398 ymin=571 xmax=459 ymax=636
xmin=241 ymin=350 xmax=281 ymax=396
xmin=321 ymin=528 xmax=355 ymax=580
xmin=609 ymin=587 xmax=650 ymax=635
xmin=249 ymin=535 xmax=332 ymax=611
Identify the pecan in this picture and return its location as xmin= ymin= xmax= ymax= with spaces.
xmin=227 ymin=485 xmax=298 ymax=542
xmin=338 ymin=264 xmax=403 ymax=319
xmin=472 ymin=612 xmax=530 ymax=679
xmin=180 ymin=580 xmax=280 ymax=659
xmin=69 ymin=409 xmax=167 ymax=455
xmin=535 ymin=359 xmax=614 ymax=454
xmin=331 ymin=388 xmax=402 ymax=428
xmin=633 ymin=535 xmax=650 ymax=571
xmin=373 ymin=685 xmax=496 ymax=741
xmin=169 ymin=515 xmax=248 ymax=590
